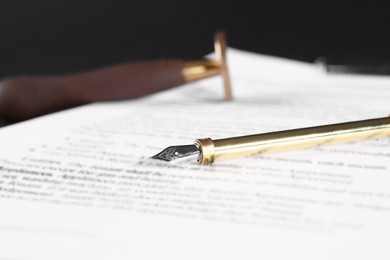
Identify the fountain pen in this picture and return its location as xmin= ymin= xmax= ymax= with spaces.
xmin=0 ymin=31 xmax=231 ymax=121
xmin=151 ymin=116 xmax=390 ymax=165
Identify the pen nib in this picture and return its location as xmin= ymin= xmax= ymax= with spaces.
xmin=150 ymin=144 xmax=199 ymax=162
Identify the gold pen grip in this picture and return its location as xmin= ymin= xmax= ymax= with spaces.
xmin=196 ymin=117 xmax=390 ymax=165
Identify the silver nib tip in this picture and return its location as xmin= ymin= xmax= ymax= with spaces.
xmin=150 ymin=144 xmax=199 ymax=162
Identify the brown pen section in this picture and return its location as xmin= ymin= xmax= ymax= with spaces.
xmin=0 ymin=60 xmax=185 ymax=121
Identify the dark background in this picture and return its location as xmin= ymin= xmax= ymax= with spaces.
xmin=0 ymin=0 xmax=390 ymax=126
xmin=1 ymin=0 xmax=390 ymax=78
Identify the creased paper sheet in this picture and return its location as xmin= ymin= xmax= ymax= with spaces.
xmin=0 ymin=49 xmax=389 ymax=260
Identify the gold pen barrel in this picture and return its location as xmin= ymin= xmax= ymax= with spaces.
xmin=196 ymin=116 xmax=390 ymax=165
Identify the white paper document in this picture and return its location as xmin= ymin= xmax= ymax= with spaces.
xmin=0 ymin=49 xmax=389 ymax=260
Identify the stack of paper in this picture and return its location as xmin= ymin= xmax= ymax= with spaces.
xmin=0 ymin=49 xmax=389 ymax=260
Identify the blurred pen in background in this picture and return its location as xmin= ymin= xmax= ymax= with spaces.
xmin=316 ymin=56 xmax=390 ymax=75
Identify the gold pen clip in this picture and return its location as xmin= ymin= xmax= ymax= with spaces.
xmin=182 ymin=31 xmax=233 ymax=101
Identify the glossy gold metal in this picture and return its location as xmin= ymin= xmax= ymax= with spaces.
xmin=196 ymin=116 xmax=390 ymax=165
xmin=214 ymin=31 xmax=233 ymax=101
xmin=195 ymin=138 xmax=215 ymax=165
xmin=182 ymin=60 xmax=221 ymax=82
xmin=182 ymin=31 xmax=233 ymax=101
